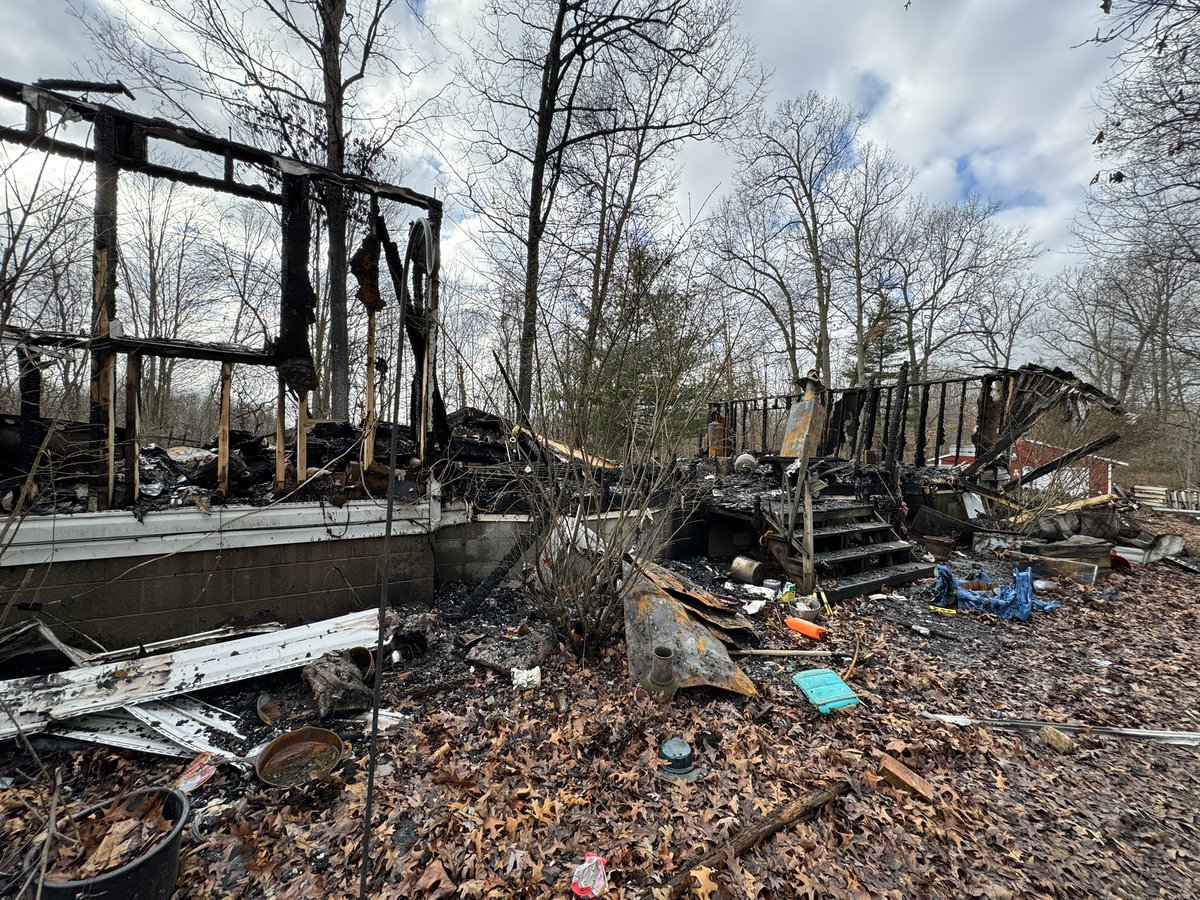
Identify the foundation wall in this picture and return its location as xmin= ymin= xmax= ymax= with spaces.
xmin=1 ymin=500 xmax=439 ymax=648
xmin=1 ymin=498 xmax=707 ymax=648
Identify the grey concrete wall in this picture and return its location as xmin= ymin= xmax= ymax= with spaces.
xmin=431 ymin=503 xmax=707 ymax=585
xmin=0 ymin=534 xmax=434 ymax=648
xmin=431 ymin=520 xmax=526 ymax=584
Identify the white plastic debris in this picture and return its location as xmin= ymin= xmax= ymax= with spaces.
xmin=724 ymin=581 xmax=777 ymax=600
xmin=571 ymin=852 xmax=609 ymax=897
xmin=512 ymin=666 xmax=542 ymax=689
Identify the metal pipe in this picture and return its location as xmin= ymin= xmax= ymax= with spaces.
xmin=729 ymin=555 xmax=766 ymax=586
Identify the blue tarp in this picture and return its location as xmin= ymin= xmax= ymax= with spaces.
xmin=934 ymin=565 xmax=1057 ymax=622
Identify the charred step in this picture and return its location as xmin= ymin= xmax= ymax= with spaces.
xmin=813 ymin=540 xmax=914 ymax=567
xmin=822 ymin=562 xmax=937 ymax=602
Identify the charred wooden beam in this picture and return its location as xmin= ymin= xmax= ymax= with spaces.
xmin=0 ymin=126 xmax=281 ymax=205
xmin=884 ymin=367 xmax=907 ymax=469
xmin=91 ymin=112 xmax=119 ymax=509
xmin=914 ymin=382 xmax=931 ymax=467
xmin=377 ymin=214 xmax=449 ymax=456
xmin=297 ymin=391 xmax=309 ymax=478
xmin=954 ymin=379 xmax=968 ymax=460
xmin=862 ymin=383 xmax=880 ymax=457
xmin=933 ymin=381 xmax=947 ymax=464
xmin=16 ymin=345 xmax=42 ymax=475
xmin=124 ymin=353 xmax=141 ymax=506
xmin=278 ymin=174 xmax=319 ymax=394
xmin=423 ymin=207 xmax=443 ymax=457
xmin=0 ymin=77 xmax=441 ymax=212
xmin=17 ymin=345 xmax=41 ymax=422
xmin=274 ymin=375 xmax=287 ymax=491
xmin=34 ymin=78 xmax=135 ymax=98
xmin=217 ymin=362 xmax=233 ymax=496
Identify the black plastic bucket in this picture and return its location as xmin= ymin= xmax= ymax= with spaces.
xmin=22 ymin=787 xmax=190 ymax=900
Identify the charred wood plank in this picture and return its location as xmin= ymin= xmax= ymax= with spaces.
xmin=278 ymin=174 xmax=319 ymax=393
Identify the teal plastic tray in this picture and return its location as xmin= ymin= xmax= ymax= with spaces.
xmin=792 ymin=668 xmax=860 ymax=714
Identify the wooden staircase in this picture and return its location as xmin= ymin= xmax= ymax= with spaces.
xmin=766 ymin=501 xmax=933 ymax=601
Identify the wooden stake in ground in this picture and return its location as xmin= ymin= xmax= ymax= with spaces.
xmin=666 ymin=781 xmax=850 ymax=897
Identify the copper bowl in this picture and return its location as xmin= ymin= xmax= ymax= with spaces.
xmin=254 ymin=726 xmax=346 ymax=787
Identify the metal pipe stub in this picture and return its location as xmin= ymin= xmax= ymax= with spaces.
xmin=657 ymin=737 xmax=707 ymax=783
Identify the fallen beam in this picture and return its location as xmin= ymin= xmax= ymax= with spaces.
xmin=0 ymin=610 xmax=382 ymax=740
xmin=1010 ymin=493 xmax=1119 ymax=527
xmin=666 ymin=782 xmax=850 ymax=896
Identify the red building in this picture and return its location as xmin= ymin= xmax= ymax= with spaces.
xmin=937 ymin=439 xmax=1127 ymax=497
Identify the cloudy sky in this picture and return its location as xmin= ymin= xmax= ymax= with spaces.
xmin=678 ymin=1 xmax=1116 ymax=269
xmin=3 ymin=0 xmax=1115 ymax=266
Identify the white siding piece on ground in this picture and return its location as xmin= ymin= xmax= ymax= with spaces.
xmin=0 ymin=609 xmax=380 ymax=740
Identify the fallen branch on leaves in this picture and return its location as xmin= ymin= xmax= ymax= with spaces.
xmin=665 ymin=781 xmax=851 ymax=897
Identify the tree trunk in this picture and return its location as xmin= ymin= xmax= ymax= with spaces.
xmin=517 ymin=0 xmax=568 ymax=417
xmin=322 ymin=0 xmax=350 ymax=420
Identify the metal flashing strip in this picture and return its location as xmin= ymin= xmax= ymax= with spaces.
xmin=46 ymin=712 xmax=192 ymax=758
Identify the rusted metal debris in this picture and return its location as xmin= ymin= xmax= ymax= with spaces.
xmin=624 ymin=571 xmax=757 ymax=698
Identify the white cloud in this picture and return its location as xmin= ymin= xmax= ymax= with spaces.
xmin=678 ymin=0 xmax=1114 ymax=266
xmin=4 ymin=1 xmax=1116 ymax=272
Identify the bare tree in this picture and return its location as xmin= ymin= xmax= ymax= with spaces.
xmin=736 ymin=92 xmax=864 ymax=385
xmin=707 ymin=193 xmax=818 ymax=388
xmin=1 ymin=144 xmax=91 ymax=339
xmin=1088 ymin=0 xmax=1200 ymax=247
xmin=882 ymin=193 xmax=1034 ymax=383
xmin=955 ymin=270 xmax=1045 ymax=371
xmin=828 ymin=141 xmax=913 ymax=385
xmin=457 ymin=0 xmax=757 ymax=415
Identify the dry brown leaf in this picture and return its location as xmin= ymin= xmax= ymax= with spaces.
xmin=690 ymin=865 xmax=719 ymax=899
xmin=411 ymin=858 xmax=456 ymax=900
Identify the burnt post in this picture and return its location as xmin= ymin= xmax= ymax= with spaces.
xmin=275 ymin=374 xmax=287 ymax=491
xmin=17 ymin=345 xmax=42 ymax=475
xmin=420 ymin=206 xmax=442 ymax=462
xmin=278 ymin=173 xmax=319 ymax=396
xmin=933 ymin=381 xmax=947 ymax=465
xmin=123 ymin=353 xmax=141 ymax=506
xmin=913 ymin=382 xmax=931 ymax=467
xmin=884 ymin=364 xmax=909 ymax=469
xmin=217 ymin=362 xmax=233 ymax=496
xmin=92 ymin=112 xmax=119 ymax=509
xmin=862 ymin=379 xmax=880 ymax=460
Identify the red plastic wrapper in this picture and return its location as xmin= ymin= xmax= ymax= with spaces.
xmin=571 ymin=852 xmax=608 ymax=897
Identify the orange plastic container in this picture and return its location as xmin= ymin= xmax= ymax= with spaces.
xmin=785 ymin=617 xmax=828 ymax=640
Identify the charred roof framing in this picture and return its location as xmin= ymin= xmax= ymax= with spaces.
xmin=0 ymin=76 xmax=444 ymax=509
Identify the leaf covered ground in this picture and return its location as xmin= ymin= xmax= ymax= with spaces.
xmin=3 ymin=518 xmax=1200 ymax=899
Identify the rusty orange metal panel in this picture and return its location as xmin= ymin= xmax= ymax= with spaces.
xmin=780 ymin=399 xmax=827 ymax=459
xmin=623 ymin=581 xmax=757 ymax=697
